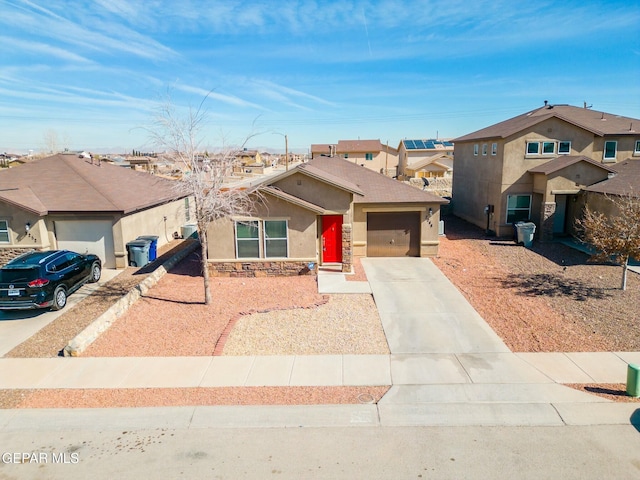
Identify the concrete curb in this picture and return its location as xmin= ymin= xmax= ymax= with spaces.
xmin=63 ymin=240 xmax=200 ymax=357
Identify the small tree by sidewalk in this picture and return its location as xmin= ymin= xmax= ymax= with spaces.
xmin=147 ymin=94 xmax=261 ymax=304
xmin=575 ymin=193 xmax=640 ymax=290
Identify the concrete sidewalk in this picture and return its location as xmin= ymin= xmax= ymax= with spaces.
xmin=2 ymin=257 xmax=639 ymax=428
xmin=0 ymin=352 xmax=636 ymax=390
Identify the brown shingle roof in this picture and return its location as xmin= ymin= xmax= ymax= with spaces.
xmin=527 ymin=155 xmax=617 ymax=175
xmin=295 ymin=163 xmax=364 ymax=196
xmin=585 ymin=159 xmax=640 ymax=196
xmin=310 ymin=144 xmax=333 ymax=154
xmin=0 ymin=154 xmax=187 ymax=215
xmin=306 ymin=156 xmax=448 ymax=204
xmin=454 ymin=104 xmax=640 ymax=142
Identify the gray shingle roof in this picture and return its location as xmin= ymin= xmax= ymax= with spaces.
xmin=0 ymin=154 xmax=188 ymax=215
xmin=454 ymin=104 xmax=640 ymax=142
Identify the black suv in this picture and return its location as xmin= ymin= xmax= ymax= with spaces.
xmin=0 ymin=250 xmax=101 ymax=311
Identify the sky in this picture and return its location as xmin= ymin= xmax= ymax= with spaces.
xmin=1 ymin=0 xmax=639 ymax=155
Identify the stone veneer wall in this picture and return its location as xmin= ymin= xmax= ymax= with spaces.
xmin=0 ymin=247 xmax=39 ymax=267
xmin=541 ymin=202 xmax=556 ymax=242
xmin=208 ymin=260 xmax=317 ymax=278
xmin=341 ymin=223 xmax=352 ymax=273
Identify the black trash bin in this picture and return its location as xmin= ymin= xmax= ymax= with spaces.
xmin=126 ymin=239 xmax=151 ymax=267
xmin=136 ymin=235 xmax=159 ymax=261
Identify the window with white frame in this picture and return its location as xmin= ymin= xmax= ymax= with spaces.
xmin=474 ymin=144 xmax=479 ymax=156
xmin=0 ymin=220 xmax=9 ymax=243
xmin=635 ymin=140 xmax=640 ymax=155
xmin=491 ymin=143 xmax=498 ymax=155
xmin=506 ymin=195 xmax=531 ymax=224
xmin=542 ymin=141 xmax=555 ymax=154
xmin=526 ymin=141 xmax=540 ymax=155
xmin=264 ymin=220 xmax=288 ymax=258
xmin=558 ymin=141 xmax=571 ymax=155
xmin=603 ymin=141 xmax=617 ymax=161
xmin=235 ymin=220 xmax=289 ymax=259
xmin=235 ymin=221 xmax=260 ymax=258
xmin=482 ymin=144 xmax=488 ymax=156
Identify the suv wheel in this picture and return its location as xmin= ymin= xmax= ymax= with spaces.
xmin=89 ymin=262 xmax=101 ymax=283
xmin=52 ymin=286 xmax=67 ymax=311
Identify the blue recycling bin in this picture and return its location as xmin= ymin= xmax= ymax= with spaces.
xmin=136 ymin=235 xmax=159 ymax=261
xmin=126 ymin=239 xmax=151 ymax=267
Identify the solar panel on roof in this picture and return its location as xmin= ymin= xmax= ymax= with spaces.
xmin=413 ymin=140 xmax=425 ymax=149
xmin=404 ymin=140 xmax=417 ymax=149
xmin=425 ymin=141 xmax=436 ymax=149
xmin=443 ymin=141 xmax=453 ymax=146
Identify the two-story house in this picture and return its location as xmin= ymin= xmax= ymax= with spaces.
xmin=397 ymin=139 xmax=454 ymax=178
xmin=311 ymin=139 xmax=399 ymax=177
xmin=451 ymin=103 xmax=640 ymax=240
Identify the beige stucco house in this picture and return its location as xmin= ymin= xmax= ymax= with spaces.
xmin=451 ymin=103 xmax=640 ymax=240
xmin=397 ymin=139 xmax=454 ymax=178
xmin=403 ymin=153 xmax=453 ymax=179
xmin=311 ymin=140 xmax=399 ymax=177
xmin=0 ymin=154 xmax=193 ymax=268
xmin=207 ymin=156 xmax=448 ymax=276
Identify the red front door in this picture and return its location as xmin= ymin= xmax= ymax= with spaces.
xmin=321 ymin=215 xmax=343 ymax=263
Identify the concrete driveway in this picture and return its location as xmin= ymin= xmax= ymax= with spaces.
xmin=0 ymin=269 xmax=121 ymax=356
xmin=361 ymin=257 xmax=509 ymax=354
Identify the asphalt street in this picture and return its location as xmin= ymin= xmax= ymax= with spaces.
xmin=1 ymin=422 xmax=639 ymax=479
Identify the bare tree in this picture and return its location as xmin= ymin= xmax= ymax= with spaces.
xmin=147 ymin=93 xmax=260 ymax=304
xmin=42 ymin=129 xmax=59 ymax=154
xmin=575 ymin=193 xmax=640 ymax=290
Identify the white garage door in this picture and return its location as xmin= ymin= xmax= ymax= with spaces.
xmin=55 ymin=220 xmax=115 ymax=268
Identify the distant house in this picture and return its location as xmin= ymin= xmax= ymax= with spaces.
xmin=451 ymin=103 xmax=640 ymax=240
xmin=397 ymin=139 xmax=454 ymax=178
xmin=403 ymin=152 xmax=453 ymax=179
xmin=206 ymin=156 xmax=448 ymax=276
xmin=311 ymin=139 xmax=399 ymax=176
xmin=235 ymin=149 xmax=262 ymax=166
xmin=0 ymin=154 xmax=194 ymax=268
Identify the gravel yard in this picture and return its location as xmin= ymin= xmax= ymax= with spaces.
xmin=432 ymin=215 xmax=640 ymax=353
xmin=3 ymin=214 xmax=639 ymax=408
xmin=79 ymin=253 xmax=388 ymax=357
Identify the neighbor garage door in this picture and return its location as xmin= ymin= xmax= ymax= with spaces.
xmin=55 ymin=220 xmax=115 ymax=268
xmin=367 ymin=212 xmax=420 ymax=257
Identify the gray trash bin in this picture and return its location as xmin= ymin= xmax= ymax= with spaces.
xmin=181 ymin=224 xmax=198 ymax=239
xmin=136 ymin=235 xmax=159 ymax=261
xmin=515 ymin=222 xmax=536 ymax=247
xmin=126 ymin=239 xmax=151 ymax=267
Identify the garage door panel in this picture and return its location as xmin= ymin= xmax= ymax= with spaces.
xmin=367 ymin=212 xmax=420 ymax=257
xmin=55 ymin=220 xmax=115 ymax=268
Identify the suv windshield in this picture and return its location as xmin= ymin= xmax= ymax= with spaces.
xmin=0 ymin=267 xmax=39 ymax=283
